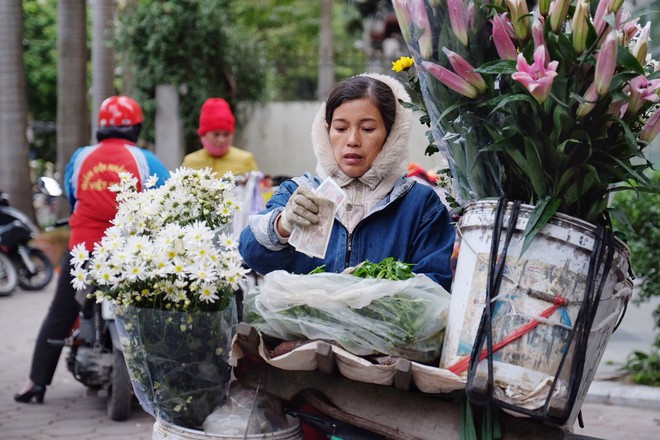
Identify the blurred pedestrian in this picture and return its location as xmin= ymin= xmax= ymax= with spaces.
xmin=182 ymin=98 xmax=259 ymax=176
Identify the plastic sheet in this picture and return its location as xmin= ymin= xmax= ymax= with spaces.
xmin=244 ymin=271 xmax=451 ymax=363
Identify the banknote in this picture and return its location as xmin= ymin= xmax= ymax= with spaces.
xmin=288 ymin=178 xmax=345 ymax=259
xmin=289 ymin=198 xmax=336 ymax=259
xmin=315 ymin=177 xmax=346 ymax=208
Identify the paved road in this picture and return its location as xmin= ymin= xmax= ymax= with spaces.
xmin=1 ymin=277 xmax=659 ymax=439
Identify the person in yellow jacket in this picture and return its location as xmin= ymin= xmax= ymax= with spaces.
xmin=182 ymin=98 xmax=259 ymax=176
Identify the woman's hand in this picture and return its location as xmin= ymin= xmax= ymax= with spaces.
xmin=277 ymin=185 xmax=321 ymax=236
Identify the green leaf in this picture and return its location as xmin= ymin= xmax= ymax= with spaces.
xmin=482 ymin=94 xmax=538 ymax=115
xmin=616 ymin=46 xmax=645 ymax=74
xmin=520 ymin=197 xmax=561 ymax=256
xmin=523 ymin=137 xmax=549 ymax=197
xmin=474 ymin=59 xmax=517 ymax=75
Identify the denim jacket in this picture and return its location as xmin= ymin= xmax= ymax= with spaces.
xmin=239 ymin=173 xmax=455 ymax=290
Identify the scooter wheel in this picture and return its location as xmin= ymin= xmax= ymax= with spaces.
xmin=17 ymin=248 xmax=54 ymax=291
xmin=0 ymin=253 xmax=18 ymax=296
xmin=107 ymin=349 xmax=132 ymax=421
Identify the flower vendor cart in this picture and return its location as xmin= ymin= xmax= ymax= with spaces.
xmin=231 ymin=323 xmax=604 ymax=440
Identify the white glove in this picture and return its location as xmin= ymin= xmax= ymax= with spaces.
xmin=280 ymin=185 xmax=321 ymax=233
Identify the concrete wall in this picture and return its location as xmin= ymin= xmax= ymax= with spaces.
xmin=233 ymin=101 xmax=447 ymax=179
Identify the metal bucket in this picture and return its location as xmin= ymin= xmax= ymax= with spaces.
xmin=152 ymin=416 xmax=304 ymax=440
xmin=440 ymin=200 xmax=632 ymax=424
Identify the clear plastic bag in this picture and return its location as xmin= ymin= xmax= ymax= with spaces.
xmin=244 ymin=271 xmax=451 ymax=363
xmin=203 ymin=380 xmax=290 ymax=435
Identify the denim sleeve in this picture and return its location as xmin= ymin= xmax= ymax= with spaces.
xmin=410 ymin=193 xmax=456 ymax=292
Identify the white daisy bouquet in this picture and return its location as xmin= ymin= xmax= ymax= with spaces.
xmin=70 ymin=166 xmax=247 ymax=313
xmin=69 ymin=167 xmax=246 ymax=428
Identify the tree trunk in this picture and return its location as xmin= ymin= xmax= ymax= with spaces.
xmin=0 ymin=0 xmax=36 ymax=218
xmin=90 ymin=0 xmax=116 ymax=140
xmin=317 ymin=0 xmax=334 ymax=100
xmin=155 ymin=84 xmax=184 ymax=171
xmin=56 ymin=0 xmax=89 ymax=218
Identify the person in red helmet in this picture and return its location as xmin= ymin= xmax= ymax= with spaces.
xmin=14 ymin=96 xmax=169 ymax=404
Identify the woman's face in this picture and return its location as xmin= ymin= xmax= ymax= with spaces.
xmin=329 ymin=97 xmax=388 ymax=178
xmin=201 ymin=130 xmax=233 ymax=157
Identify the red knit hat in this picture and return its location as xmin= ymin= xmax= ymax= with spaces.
xmin=197 ymin=98 xmax=236 ymax=135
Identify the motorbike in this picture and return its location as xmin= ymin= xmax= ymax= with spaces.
xmin=0 ymin=183 xmax=55 ymax=291
xmin=0 ymin=242 xmax=18 ymax=295
xmin=46 ymin=215 xmax=134 ymax=421
xmin=49 ymin=295 xmax=134 ymax=421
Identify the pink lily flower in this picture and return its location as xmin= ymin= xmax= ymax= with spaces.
xmin=577 ymin=83 xmax=599 ymax=118
xmin=422 ymin=60 xmax=481 ymax=99
xmin=506 ymin=0 xmax=531 ymax=43
xmin=640 ymin=109 xmax=660 ymax=143
xmin=623 ymin=75 xmax=660 ymax=116
xmin=595 ymin=31 xmax=618 ymax=96
xmin=618 ymin=11 xmax=640 ymax=46
xmin=442 ymin=47 xmax=487 ymax=94
xmin=511 ymin=45 xmax=559 ymax=104
xmin=491 ymin=14 xmax=518 ymax=60
xmin=448 ymin=0 xmax=469 ymax=46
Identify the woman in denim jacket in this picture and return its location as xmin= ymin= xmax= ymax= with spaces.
xmin=239 ymin=73 xmax=455 ymax=291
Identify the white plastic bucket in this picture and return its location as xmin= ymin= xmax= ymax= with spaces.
xmin=152 ymin=416 xmax=304 ymax=440
xmin=440 ymin=200 xmax=632 ymax=422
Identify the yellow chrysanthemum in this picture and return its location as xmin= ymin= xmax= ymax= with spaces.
xmin=391 ymin=56 xmax=415 ymax=73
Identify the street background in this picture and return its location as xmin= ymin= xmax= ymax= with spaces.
xmin=1 ymin=277 xmax=659 ymax=439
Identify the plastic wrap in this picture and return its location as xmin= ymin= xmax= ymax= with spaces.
xmin=114 ymin=301 xmax=237 ymax=429
xmin=244 ymin=271 xmax=451 ymax=363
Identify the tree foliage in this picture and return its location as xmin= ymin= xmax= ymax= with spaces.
xmin=611 ymin=170 xmax=660 ymax=346
xmin=114 ymin=0 xmax=268 ymax=150
xmin=23 ymin=0 xmax=58 ymax=163
xmin=232 ymin=0 xmax=366 ymax=101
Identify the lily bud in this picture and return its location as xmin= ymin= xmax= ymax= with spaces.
xmin=412 ymin=0 xmax=434 ymax=59
xmin=492 ymin=13 xmax=518 ymax=60
xmin=640 ymin=109 xmax=660 ymax=143
xmin=392 ymin=0 xmax=412 ymax=44
xmin=632 ymin=23 xmax=650 ymax=66
xmin=595 ymin=31 xmax=618 ymax=96
xmin=576 ymin=83 xmax=599 ymax=118
xmin=548 ymin=0 xmax=570 ymax=33
xmin=593 ymin=0 xmax=615 ymax=36
xmin=442 ymin=47 xmax=487 ymax=94
xmin=612 ymin=0 xmax=624 ymax=13
xmin=572 ymin=0 xmax=589 ymax=54
xmin=422 ymin=60 xmax=481 ymax=99
xmin=532 ymin=14 xmax=550 ymax=61
xmin=539 ymin=0 xmax=551 ymax=17
xmin=448 ymin=0 xmax=469 ymax=46
xmin=506 ymin=0 xmax=531 ymax=43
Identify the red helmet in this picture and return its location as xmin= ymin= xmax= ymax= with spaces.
xmin=98 ymin=96 xmax=143 ymax=127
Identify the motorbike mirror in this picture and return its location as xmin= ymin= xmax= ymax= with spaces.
xmin=38 ymin=176 xmax=63 ymax=197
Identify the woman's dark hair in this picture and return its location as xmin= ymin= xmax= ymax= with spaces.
xmin=325 ymin=76 xmax=397 ymax=135
xmin=96 ymin=123 xmax=142 ymax=143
